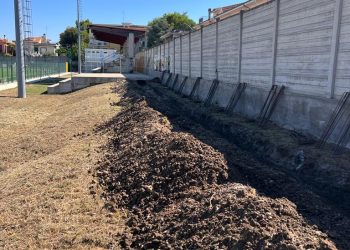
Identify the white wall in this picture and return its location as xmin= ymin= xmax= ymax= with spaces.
xmin=139 ymin=0 xmax=350 ymax=99
xmin=276 ymin=0 xmax=335 ymax=96
xmin=335 ymin=0 xmax=350 ymax=96
xmin=241 ymin=3 xmax=274 ymax=86
xmin=218 ymin=15 xmax=240 ymax=83
xmin=190 ymin=30 xmax=201 ymax=78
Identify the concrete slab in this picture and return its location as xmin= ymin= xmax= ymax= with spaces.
xmin=73 ymin=73 xmax=153 ymax=81
xmin=47 ymin=78 xmax=72 ymax=94
xmin=0 ymin=82 xmax=17 ymax=92
xmin=0 ymin=72 xmax=73 ymax=92
xmin=48 ymin=73 xmax=154 ymax=94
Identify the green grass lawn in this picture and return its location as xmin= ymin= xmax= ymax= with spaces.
xmin=25 ymin=84 xmax=48 ymax=95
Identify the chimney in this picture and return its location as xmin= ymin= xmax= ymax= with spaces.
xmin=208 ymin=8 xmax=212 ymax=20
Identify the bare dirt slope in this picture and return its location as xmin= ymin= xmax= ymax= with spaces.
xmin=0 ymin=83 xmax=124 ymax=249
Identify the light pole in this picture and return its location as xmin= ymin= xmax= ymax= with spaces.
xmin=14 ymin=0 xmax=26 ymax=98
xmin=77 ymin=0 xmax=82 ymax=74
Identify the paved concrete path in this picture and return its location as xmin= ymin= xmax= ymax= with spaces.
xmin=0 ymin=82 xmax=17 ymax=92
xmin=73 ymin=73 xmax=153 ymax=81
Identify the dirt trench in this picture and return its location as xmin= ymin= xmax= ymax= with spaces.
xmin=94 ymin=81 xmax=350 ymax=249
xmin=125 ymin=80 xmax=350 ymax=249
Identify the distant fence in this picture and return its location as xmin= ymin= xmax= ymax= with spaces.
xmin=0 ymin=56 xmax=68 ymax=84
xmin=136 ymin=0 xmax=350 ymax=99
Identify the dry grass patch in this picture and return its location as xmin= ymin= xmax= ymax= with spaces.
xmin=0 ymin=82 xmax=125 ymax=249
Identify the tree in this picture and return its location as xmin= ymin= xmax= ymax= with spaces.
xmin=147 ymin=13 xmax=196 ymax=48
xmin=59 ymin=19 xmax=92 ymax=60
xmin=59 ymin=27 xmax=78 ymax=48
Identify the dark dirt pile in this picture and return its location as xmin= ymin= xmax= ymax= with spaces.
xmin=96 ymin=99 xmax=228 ymax=210
xmin=129 ymin=184 xmax=335 ymax=249
xmin=95 ymin=97 xmax=336 ymax=249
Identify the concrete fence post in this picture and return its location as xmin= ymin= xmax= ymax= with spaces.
xmin=152 ymin=47 xmax=155 ymax=72
xmin=180 ymin=35 xmax=183 ymax=75
xmin=148 ymin=49 xmax=150 ymax=73
xmin=159 ymin=45 xmax=161 ymax=71
xmin=200 ymin=26 xmax=203 ymax=78
xmin=159 ymin=44 xmax=161 ymax=71
xmin=215 ymin=19 xmax=219 ymax=80
xmin=238 ymin=11 xmax=244 ymax=83
xmin=328 ymin=0 xmax=343 ymax=98
xmin=169 ymin=41 xmax=171 ymax=71
xmin=271 ymin=0 xmax=280 ymax=85
xmin=189 ymin=32 xmax=192 ymax=78
xmin=147 ymin=49 xmax=149 ymax=73
xmin=173 ymin=39 xmax=176 ymax=74
xmin=164 ymin=43 xmax=166 ymax=71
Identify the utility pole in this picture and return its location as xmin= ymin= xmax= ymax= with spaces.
xmin=77 ymin=0 xmax=82 ymax=73
xmin=14 ymin=0 xmax=26 ymax=98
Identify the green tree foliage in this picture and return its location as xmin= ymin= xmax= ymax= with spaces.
xmin=59 ymin=27 xmax=78 ymax=48
xmin=147 ymin=13 xmax=196 ymax=48
xmin=59 ymin=19 xmax=91 ymax=60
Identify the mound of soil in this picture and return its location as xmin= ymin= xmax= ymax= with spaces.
xmin=95 ymin=97 xmax=336 ymax=249
xmin=130 ymin=184 xmax=335 ymax=249
xmin=96 ymin=100 xmax=228 ymax=210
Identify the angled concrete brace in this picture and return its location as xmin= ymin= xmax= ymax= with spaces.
xmin=161 ymin=70 xmax=166 ymax=83
xmin=165 ymin=73 xmax=173 ymax=86
xmin=190 ymin=77 xmax=202 ymax=99
xmin=171 ymin=74 xmax=179 ymax=90
xmin=177 ymin=76 xmax=188 ymax=94
xmin=328 ymin=0 xmax=343 ymax=99
xmin=205 ymin=79 xmax=220 ymax=106
xmin=258 ymin=85 xmax=285 ymax=127
xmin=226 ymin=82 xmax=247 ymax=113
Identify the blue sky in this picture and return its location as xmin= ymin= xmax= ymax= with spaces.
xmin=1 ymin=0 xmax=242 ymax=43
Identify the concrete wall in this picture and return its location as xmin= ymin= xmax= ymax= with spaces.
xmin=138 ymin=0 xmax=350 ymax=144
xmin=202 ymin=24 xmax=217 ymax=80
xmin=218 ymin=15 xmax=240 ymax=83
xmin=141 ymin=0 xmax=350 ymax=98
xmin=275 ymin=0 xmax=335 ymax=96
xmin=241 ymin=3 xmax=274 ymax=87
xmin=190 ymin=30 xmax=201 ymax=78
xmin=182 ymin=35 xmax=190 ymax=77
xmin=335 ymin=0 xmax=350 ymax=96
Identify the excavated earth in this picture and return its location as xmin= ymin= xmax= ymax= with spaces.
xmin=94 ymin=82 xmax=343 ymax=249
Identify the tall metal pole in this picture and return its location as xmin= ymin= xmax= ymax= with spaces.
xmin=14 ymin=0 xmax=26 ymax=98
xmin=77 ymin=0 xmax=82 ymax=73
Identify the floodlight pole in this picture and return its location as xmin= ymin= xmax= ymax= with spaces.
xmin=14 ymin=0 xmax=26 ymax=98
xmin=77 ymin=0 xmax=82 ymax=74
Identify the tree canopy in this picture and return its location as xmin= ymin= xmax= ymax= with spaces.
xmin=147 ymin=13 xmax=196 ymax=48
xmin=58 ymin=19 xmax=91 ymax=60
